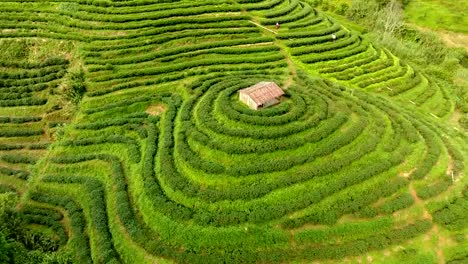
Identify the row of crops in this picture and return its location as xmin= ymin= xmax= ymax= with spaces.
xmin=247 ymin=0 xmax=455 ymax=119
xmin=0 ymin=0 xmax=466 ymax=263
xmin=0 ymin=0 xmax=287 ymax=96
xmin=0 ymin=56 xmax=69 ymax=193
xmin=30 ymin=69 xmax=466 ymax=263
xmin=0 ymin=53 xmax=74 ymax=260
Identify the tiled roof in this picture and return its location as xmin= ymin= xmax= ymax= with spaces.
xmin=239 ymin=82 xmax=284 ymax=105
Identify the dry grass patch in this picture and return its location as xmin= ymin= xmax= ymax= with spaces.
xmin=146 ymin=103 xmax=167 ymax=116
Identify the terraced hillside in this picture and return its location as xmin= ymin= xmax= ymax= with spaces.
xmin=0 ymin=41 xmax=74 ymax=194
xmin=0 ymin=0 xmax=466 ymax=263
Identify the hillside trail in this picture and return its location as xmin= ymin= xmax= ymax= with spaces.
xmin=282 ymin=54 xmax=297 ymax=89
xmin=248 ymin=20 xmax=278 ymax=35
xmin=408 ymin=184 xmax=445 ymax=264
xmin=274 ymin=38 xmax=298 ymax=89
xmin=247 ymin=19 xmax=297 ymax=89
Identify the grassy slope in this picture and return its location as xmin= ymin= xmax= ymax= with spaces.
xmin=405 ymin=0 xmax=468 ymax=33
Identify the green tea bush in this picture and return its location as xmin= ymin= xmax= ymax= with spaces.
xmin=42 ymin=175 xmax=119 ymax=263
xmin=262 ymin=4 xmax=313 ymax=25
xmin=1 ymin=154 xmax=37 ymax=165
xmin=415 ymin=176 xmax=452 ymax=200
xmin=0 ymin=129 xmax=43 ymax=137
xmin=28 ymin=191 xmax=92 ymax=263
xmin=431 ymin=188 xmax=468 ymax=231
xmin=3 ymin=2 xmax=463 ymax=262
xmin=0 ymin=166 xmax=30 ymax=180
xmin=278 ymin=22 xmax=341 ymax=39
xmin=292 ymin=34 xmax=359 ymax=56
xmin=376 ymin=193 xmax=414 ymax=214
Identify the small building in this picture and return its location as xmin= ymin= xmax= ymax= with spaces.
xmin=239 ymin=82 xmax=284 ymax=110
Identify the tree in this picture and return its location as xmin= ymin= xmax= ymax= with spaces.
xmin=0 ymin=233 xmax=14 ymax=263
xmin=0 ymin=193 xmax=71 ymax=264
xmin=346 ymin=0 xmax=379 ymax=26
xmin=347 ymin=0 xmax=404 ymax=36
xmin=375 ymin=0 xmax=404 ymax=37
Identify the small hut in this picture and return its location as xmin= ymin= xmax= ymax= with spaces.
xmin=239 ymin=82 xmax=284 ymax=110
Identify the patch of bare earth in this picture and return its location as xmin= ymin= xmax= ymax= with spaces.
xmin=146 ymin=104 xmax=167 ymax=116
xmin=2 ymin=29 xmax=17 ymax=33
xmin=399 ymin=168 xmax=416 ymax=178
xmin=449 ymin=109 xmax=462 ymax=128
xmin=213 ymin=12 xmax=242 ymax=17
xmin=235 ymin=42 xmax=274 ymax=48
xmin=113 ymin=31 xmax=128 ymax=36
xmin=438 ymin=31 xmax=468 ymax=51
xmin=446 ymin=154 xmax=456 ymax=179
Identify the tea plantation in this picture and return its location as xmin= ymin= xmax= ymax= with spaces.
xmin=0 ymin=0 xmax=466 ymax=263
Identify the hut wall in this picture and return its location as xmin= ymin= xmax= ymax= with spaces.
xmin=239 ymin=92 xmax=258 ymax=110
xmin=262 ymin=98 xmax=279 ymax=108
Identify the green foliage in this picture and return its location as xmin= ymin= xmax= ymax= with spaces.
xmin=0 ymin=185 xmax=16 ymax=194
xmin=0 ymin=1 xmax=465 ymax=263
xmin=404 ymin=0 xmax=468 ymax=33
xmin=401 ymin=29 xmax=450 ymax=64
xmin=0 ymin=193 xmax=70 ymax=264
xmin=1 ymin=154 xmax=38 ymax=165
xmin=29 ymin=191 xmax=92 ymax=264
xmin=0 ymin=40 xmax=29 ymax=61
xmin=376 ymin=193 xmax=414 ymax=214
xmin=431 ymin=188 xmax=468 ymax=231
xmin=346 ymin=0 xmax=379 ymax=23
xmin=415 ymin=176 xmax=452 ymax=199
xmin=0 ymin=166 xmax=30 ymax=180
xmin=64 ymin=69 xmax=86 ymax=104
xmin=460 ymin=114 xmax=468 ymax=130
xmin=0 ymin=232 xmax=14 ymax=263
xmin=0 ymin=128 xmax=43 ymax=137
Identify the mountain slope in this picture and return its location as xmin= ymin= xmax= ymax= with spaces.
xmin=0 ymin=1 xmax=466 ymax=263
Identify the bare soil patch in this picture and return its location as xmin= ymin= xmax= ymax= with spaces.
xmin=438 ymin=31 xmax=468 ymax=50
xmin=146 ymin=103 xmax=167 ymax=116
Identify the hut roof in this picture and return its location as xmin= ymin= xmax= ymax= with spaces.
xmin=239 ymin=82 xmax=284 ymax=105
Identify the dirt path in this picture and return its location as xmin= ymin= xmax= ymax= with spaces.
xmin=248 ymin=19 xmax=296 ymax=88
xmin=409 ymin=184 xmax=432 ymax=220
xmin=449 ymin=109 xmax=462 ymax=129
xmin=408 ymin=184 xmax=445 ymax=264
xmin=273 ymin=40 xmax=297 ymax=89
xmin=235 ymin=42 xmax=274 ymax=48
xmin=438 ymin=31 xmax=468 ymax=51
xmin=249 ymin=20 xmax=278 ymax=35
xmin=282 ymin=55 xmax=297 ymax=89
